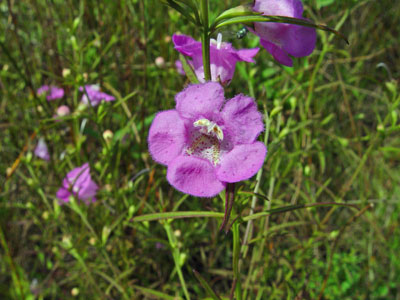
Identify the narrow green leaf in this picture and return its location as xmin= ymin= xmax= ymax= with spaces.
xmin=193 ymin=269 xmax=222 ymax=300
xmin=212 ymin=15 xmax=348 ymax=44
xmin=175 ymin=0 xmax=200 ymax=24
xmin=237 ymin=191 xmax=270 ymax=202
xmin=214 ymin=5 xmax=261 ymax=24
xmin=133 ymin=284 xmax=182 ymax=300
xmin=162 ymin=0 xmax=198 ymax=25
xmin=243 ymin=202 xmax=359 ymax=222
xmin=133 ymin=211 xmax=224 ymax=222
xmin=179 ymin=54 xmax=199 ymax=84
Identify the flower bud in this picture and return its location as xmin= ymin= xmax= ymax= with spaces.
xmin=62 ymin=68 xmax=71 ymax=77
xmin=103 ymin=129 xmax=113 ymax=143
xmin=155 ymin=56 xmax=165 ymax=68
xmin=56 ymin=105 xmax=70 ymax=117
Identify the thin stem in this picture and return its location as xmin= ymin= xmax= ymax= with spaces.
xmin=241 ymin=108 xmax=270 ymax=259
xmin=220 ymin=183 xmax=235 ymax=233
xmin=164 ymin=222 xmax=191 ymax=300
xmin=232 ymin=222 xmax=242 ymax=300
xmin=200 ymin=0 xmax=211 ymax=81
xmin=0 ymin=226 xmax=25 ymax=299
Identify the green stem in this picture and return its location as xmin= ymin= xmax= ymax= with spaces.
xmin=232 ymin=222 xmax=242 ymax=300
xmin=200 ymin=0 xmax=211 ymax=81
xmin=0 ymin=226 xmax=25 ymax=299
xmin=164 ymin=222 xmax=191 ymax=300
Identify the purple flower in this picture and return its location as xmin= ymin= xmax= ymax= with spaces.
xmin=79 ymin=85 xmax=115 ymax=107
xmin=252 ymin=0 xmax=317 ymax=66
xmin=56 ymin=163 xmax=98 ymax=204
xmin=173 ymin=34 xmax=259 ymax=84
xmin=37 ymin=85 xmax=64 ymax=101
xmin=148 ymin=82 xmax=267 ymax=197
xmin=34 ymin=138 xmax=50 ymax=161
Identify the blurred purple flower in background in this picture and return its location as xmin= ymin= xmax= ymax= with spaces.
xmin=56 ymin=163 xmax=98 ymax=204
xmin=79 ymin=85 xmax=115 ymax=107
xmin=37 ymin=85 xmax=64 ymax=101
xmin=148 ymin=82 xmax=267 ymax=197
xmin=34 ymin=138 xmax=50 ymax=161
xmin=252 ymin=0 xmax=316 ymax=66
xmin=173 ymin=34 xmax=259 ymax=84
xmin=175 ymin=60 xmax=186 ymax=76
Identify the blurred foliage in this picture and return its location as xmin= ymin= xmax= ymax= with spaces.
xmin=0 ymin=0 xmax=399 ymax=299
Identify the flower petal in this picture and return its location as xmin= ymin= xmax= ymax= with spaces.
xmin=175 ymin=82 xmax=225 ymax=120
xmin=47 ymin=86 xmax=64 ymax=101
xmin=259 ymin=39 xmax=293 ymax=66
xmin=235 ymin=48 xmax=260 ymax=63
xmin=222 ymin=94 xmax=264 ymax=144
xmin=37 ymin=85 xmax=49 ymax=95
xmin=34 ymin=138 xmax=50 ymax=161
xmin=283 ymin=23 xmax=316 ymax=57
xmin=216 ymin=142 xmax=267 ymax=183
xmin=56 ymin=187 xmax=71 ymax=203
xmin=64 ymin=163 xmax=90 ymax=188
xmin=172 ymin=34 xmax=202 ymax=57
xmin=167 ymin=156 xmax=225 ymax=197
xmin=77 ymin=177 xmax=98 ymax=202
xmin=253 ymin=0 xmax=303 ymax=18
xmin=148 ymin=110 xmax=186 ymax=165
xmin=253 ymin=0 xmax=315 ymax=65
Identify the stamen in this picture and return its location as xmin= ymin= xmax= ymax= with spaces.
xmin=194 ymin=118 xmax=224 ymax=141
xmin=216 ymin=33 xmax=222 ymax=50
xmin=187 ymin=119 xmax=225 ymax=165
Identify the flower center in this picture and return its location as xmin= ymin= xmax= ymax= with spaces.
xmin=186 ymin=118 xmax=224 ymax=165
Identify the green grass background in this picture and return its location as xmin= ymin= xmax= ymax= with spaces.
xmin=1 ymin=0 xmax=399 ymax=299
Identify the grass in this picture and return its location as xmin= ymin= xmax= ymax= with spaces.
xmin=1 ymin=0 xmax=399 ymax=299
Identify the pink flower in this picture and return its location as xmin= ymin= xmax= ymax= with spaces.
xmin=56 ymin=105 xmax=70 ymax=117
xmin=148 ymin=82 xmax=267 ymax=197
xmin=79 ymin=85 xmax=115 ymax=107
xmin=53 ymin=105 xmax=71 ymax=122
xmin=172 ymin=34 xmax=259 ymax=84
xmin=252 ymin=0 xmax=316 ymax=66
xmin=37 ymin=85 xmax=64 ymax=101
xmin=56 ymin=163 xmax=98 ymax=204
xmin=34 ymin=138 xmax=50 ymax=161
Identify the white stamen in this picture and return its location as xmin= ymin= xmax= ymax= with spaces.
xmin=193 ymin=118 xmax=224 ymax=141
xmin=216 ymin=33 xmax=222 ymax=50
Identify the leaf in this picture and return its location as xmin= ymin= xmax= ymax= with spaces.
xmin=237 ymin=191 xmax=270 ymax=202
xmin=132 ymin=211 xmax=224 ymax=222
xmin=193 ymin=269 xmax=222 ymax=300
xmin=243 ymin=202 xmax=359 ymax=222
xmin=179 ymin=54 xmax=199 ymax=84
xmin=133 ymin=203 xmax=358 ymax=223
xmin=133 ymin=284 xmax=182 ymax=300
xmin=160 ymin=0 xmax=198 ymax=25
xmin=211 ymin=14 xmax=348 ymax=44
xmin=214 ymin=5 xmax=261 ymax=24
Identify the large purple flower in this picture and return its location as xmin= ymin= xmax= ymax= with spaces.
xmin=37 ymin=85 xmax=64 ymax=101
xmin=173 ymin=34 xmax=259 ymax=84
xmin=252 ymin=0 xmax=316 ymax=66
xmin=148 ymin=82 xmax=267 ymax=197
xmin=56 ymin=163 xmax=98 ymax=204
xmin=79 ymin=85 xmax=115 ymax=107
